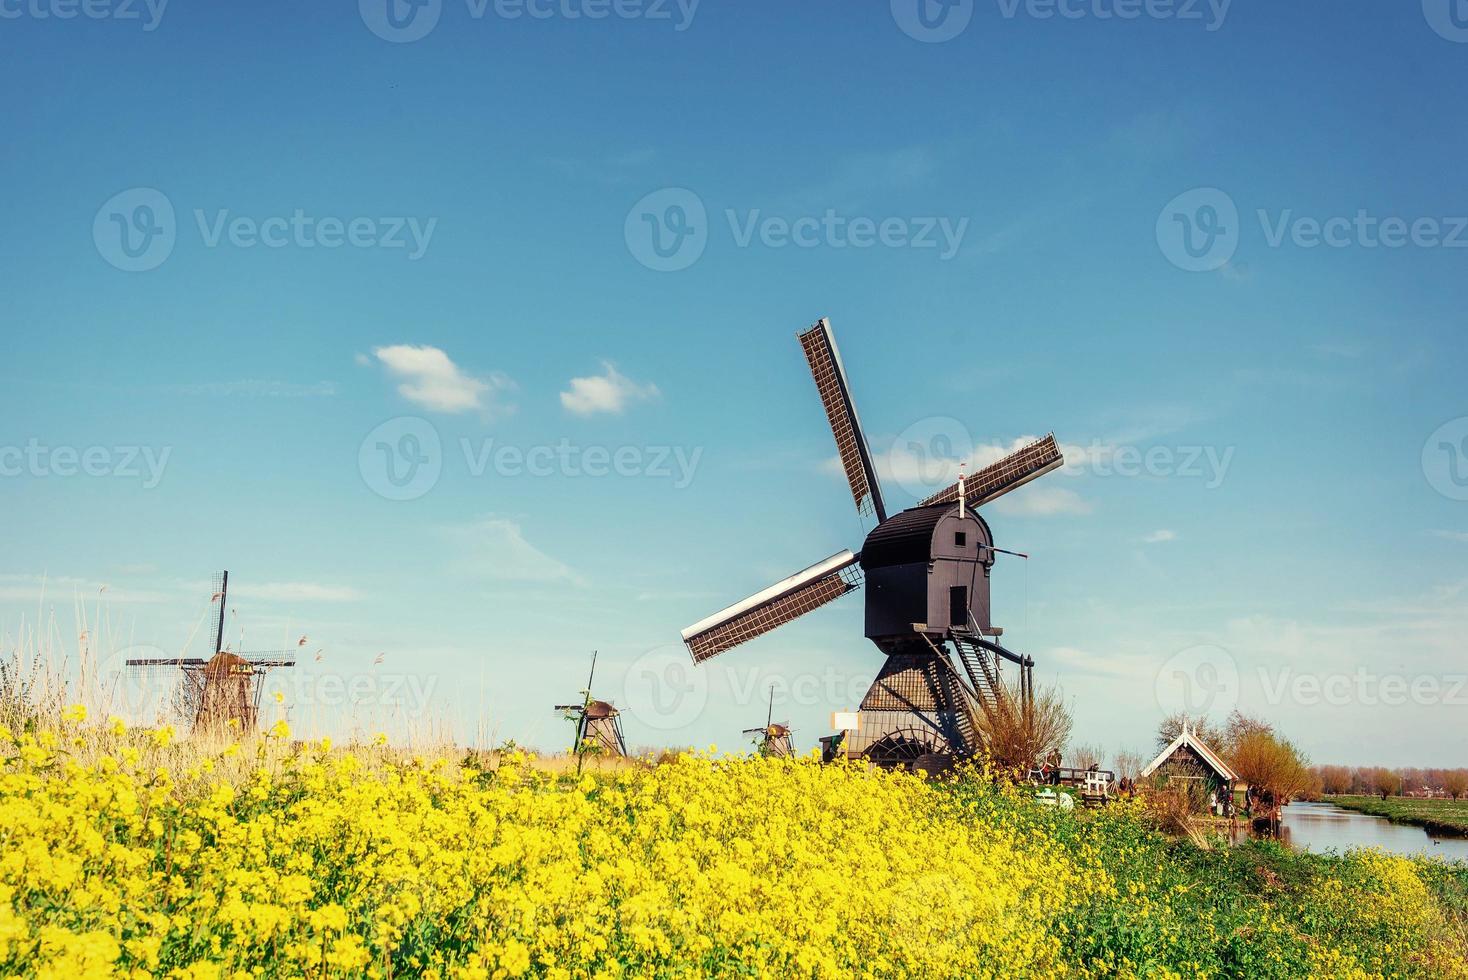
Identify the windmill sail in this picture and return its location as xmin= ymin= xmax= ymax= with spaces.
xmin=919 ymin=434 xmax=1064 ymax=509
xmin=207 ymin=570 xmax=228 ymax=656
xmin=798 ymin=319 xmax=887 ymax=522
xmin=681 ymin=551 xmax=862 ymax=663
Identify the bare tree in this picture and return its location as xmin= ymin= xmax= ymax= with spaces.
xmin=1370 ymin=767 xmax=1404 ymax=800
xmin=1155 ymin=712 xmax=1224 ymax=752
xmin=974 ymin=680 xmax=1073 ymax=771
xmin=1232 ymin=730 xmax=1317 ymax=824
xmin=1114 ymin=749 xmax=1146 ymax=781
xmin=1068 ymin=742 xmax=1107 ymax=770
xmin=1220 ymin=710 xmax=1272 ymax=755
xmin=1316 ymin=764 xmax=1352 ymax=796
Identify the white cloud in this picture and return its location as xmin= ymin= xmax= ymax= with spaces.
xmin=374 ymin=345 xmax=514 ymax=415
xmin=990 ymin=485 xmax=1093 ymax=517
xmin=836 ymin=434 xmax=1091 ymax=516
xmin=1143 ymin=530 xmax=1177 ymax=544
xmin=560 ymin=362 xmax=659 ymax=417
xmin=1431 ymin=530 xmax=1468 ymax=544
xmin=450 ymin=518 xmax=582 ymax=584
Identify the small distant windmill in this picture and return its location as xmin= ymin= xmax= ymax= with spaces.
xmin=555 ymin=652 xmax=627 ymax=763
xmin=744 ymin=687 xmax=794 ymax=758
xmin=126 ymin=571 xmax=298 ymax=734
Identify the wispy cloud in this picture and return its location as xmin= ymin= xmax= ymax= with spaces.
xmin=560 ymin=362 xmax=659 ymax=417
xmin=226 ymin=582 xmax=363 ymax=602
xmin=374 ymin=345 xmax=515 ymax=416
xmin=0 ymin=574 xmax=171 ymax=604
xmin=991 ymin=485 xmax=1093 ymax=517
xmin=548 ymin=148 xmax=657 ymax=186
xmin=825 ymin=433 xmax=1093 ymax=516
xmin=1143 ymin=529 xmax=1177 ymax=544
xmin=173 ymin=380 xmax=338 ymax=398
xmin=448 ymin=518 xmax=582 ymax=585
xmin=1431 ymin=530 xmax=1468 ymax=544
xmin=1311 ymin=340 xmax=1366 ymax=359
xmin=781 ymin=145 xmax=941 ymax=212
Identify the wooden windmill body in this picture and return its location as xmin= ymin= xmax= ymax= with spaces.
xmin=125 ymin=571 xmax=297 ymax=735
xmin=555 ymin=653 xmax=628 ymax=759
xmin=681 ymin=319 xmax=1064 ymax=770
xmin=745 ymin=689 xmax=794 ymax=758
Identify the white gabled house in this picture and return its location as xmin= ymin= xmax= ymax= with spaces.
xmin=1140 ymin=724 xmax=1238 ymax=795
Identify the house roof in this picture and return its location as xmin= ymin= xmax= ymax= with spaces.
xmin=1139 ymin=724 xmax=1237 ymax=782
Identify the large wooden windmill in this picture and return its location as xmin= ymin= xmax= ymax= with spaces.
xmin=125 ymin=571 xmax=297 ymax=735
xmin=681 ymin=319 xmax=1064 ymax=769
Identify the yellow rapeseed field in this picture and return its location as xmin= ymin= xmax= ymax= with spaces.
xmin=3 ymin=711 xmax=1466 ymax=978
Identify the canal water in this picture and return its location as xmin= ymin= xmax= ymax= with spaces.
xmin=1275 ymin=801 xmax=1468 ymax=860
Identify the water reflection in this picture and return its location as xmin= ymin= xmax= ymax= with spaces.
xmin=1265 ymin=801 xmax=1468 ymax=860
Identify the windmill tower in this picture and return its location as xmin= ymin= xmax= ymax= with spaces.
xmin=126 ymin=571 xmax=298 ymax=734
xmin=555 ymin=652 xmax=628 ymax=759
xmin=680 ymin=318 xmax=1063 ymax=770
xmin=745 ymin=688 xmax=794 ymax=758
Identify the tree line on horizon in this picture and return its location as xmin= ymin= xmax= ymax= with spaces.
xmin=1314 ymin=764 xmax=1468 ymax=800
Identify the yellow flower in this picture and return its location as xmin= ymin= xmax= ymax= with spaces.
xmin=500 ymin=938 xmax=531 ymax=976
xmin=62 ymin=703 xmax=88 ymax=723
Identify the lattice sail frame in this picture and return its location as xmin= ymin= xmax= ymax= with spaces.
xmin=681 ymin=552 xmax=863 ymax=664
xmin=798 ymin=319 xmax=887 ymax=522
xmin=919 ymin=434 xmax=1064 ymax=509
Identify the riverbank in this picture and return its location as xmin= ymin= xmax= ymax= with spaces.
xmin=1328 ymin=795 xmax=1468 ymax=837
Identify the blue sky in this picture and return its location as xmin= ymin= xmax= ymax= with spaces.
xmin=1 ymin=0 xmax=1465 ymax=765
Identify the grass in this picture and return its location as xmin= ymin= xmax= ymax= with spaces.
xmin=948 ymin=781 xmax=1468 ymax=977
xmin=1329 ymin=794 xmax=1468 ymax=836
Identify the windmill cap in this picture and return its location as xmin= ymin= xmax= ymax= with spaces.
xmin=584 ymin=700 xmax=617 ymax=719
xmin=204 ymin=651 xmax=253 ymax=675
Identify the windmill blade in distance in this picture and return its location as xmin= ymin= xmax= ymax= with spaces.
xmin=681 ymin=551 xmax=863 ymax=664
xmin=798 ymin=318 xmax=887 ymax=522
xmin=207 ymin=570 xmax=228 ymax=656
xmin=920 ymin=434 xmax=1064 ymax=509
